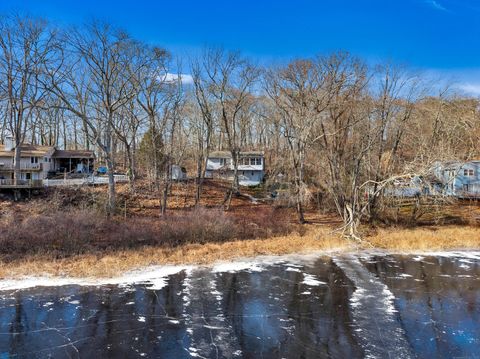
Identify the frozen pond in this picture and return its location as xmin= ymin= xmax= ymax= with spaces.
xmin=0 ymin=252 xmax=479 ymax=358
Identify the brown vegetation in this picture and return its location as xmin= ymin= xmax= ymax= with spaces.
xmin=0 ymin=227 xmax=350 ymax=278
xmin=1 ymin=224 xmax=480 ymax=279
xmin=0 ymin=206 xmax=293 ymax=262
xmin=1 ymin=179 xmax=480 ymax=279
xmin=365 ymin=226 xmax=480 ymax=251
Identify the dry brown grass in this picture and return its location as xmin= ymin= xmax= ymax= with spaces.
xmin=364 ymin=225 xmax=480 ymax=251
xmin=0 ymin=226 xmax=350 ymax=278
xmin=1 ymin=225 xmax=480 ymax=279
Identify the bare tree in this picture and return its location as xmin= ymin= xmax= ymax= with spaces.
xmin=190 ymin=55 xmax=216 ymax=205
xmin=195 ymin=48 xmax=259 ymax=209
xmin=47 ymin=21 xmax=145 ymax=215
xmin=0 ymin=15 xmax=56 ymax=186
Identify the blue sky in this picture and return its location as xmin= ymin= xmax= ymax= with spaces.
xmin=2 ymin=0 xmax=480 ymax=94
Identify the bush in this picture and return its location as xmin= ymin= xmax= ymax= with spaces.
xmin=0 ymin=206 xmax=293 ymax=261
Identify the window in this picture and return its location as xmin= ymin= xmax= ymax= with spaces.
xmin=463 ymin=184 xmax=470 ymax=191
xmin=464 ymin=169 xmax=475 ymax=176
xmin=44 ymin=157 xmax=48 ymax=162
xmin=219 ymin=158 xmax=226 ymax=166
xmin=30 ymin=157 xmax=38 ymax=164
xmin=244 ymin=157 xmax=261 ymax=165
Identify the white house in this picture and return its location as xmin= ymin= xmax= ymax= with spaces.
xmin=0 ymin=137 xmax=95 ymax=182
xmin=205 ymin=151 xmax=265 ymax=186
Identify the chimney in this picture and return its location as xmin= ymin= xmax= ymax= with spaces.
xmin=4 ymin=136 xmax=14 ymax=151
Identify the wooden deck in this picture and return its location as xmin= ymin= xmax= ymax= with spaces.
xmin=0 ymin=179 xmax=44 ymax=189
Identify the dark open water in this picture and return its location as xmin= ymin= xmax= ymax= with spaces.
xmin=0 ymin=252 xmax=479 ymax=358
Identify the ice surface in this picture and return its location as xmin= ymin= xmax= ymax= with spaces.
xmin=1 ymin=251 xmax=480 ymax=358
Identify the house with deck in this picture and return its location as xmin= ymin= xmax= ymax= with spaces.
xmin=0 ymin=137 xmax=95 ymax=184
xmin=205 ymin=151 xmax=265 ymax=186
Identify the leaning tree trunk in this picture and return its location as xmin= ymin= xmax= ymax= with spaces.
xmin=343 ymin=202 xmax=361 ymax=241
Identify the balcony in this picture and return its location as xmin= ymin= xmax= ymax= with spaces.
xmin=0 ymin=163 xmax=42 ymax=171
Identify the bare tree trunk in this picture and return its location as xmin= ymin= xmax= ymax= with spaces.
xmin=13 ymin=143 xmax=21 ymax=186
xmin=105 ymin=117 xmax=116 ymax=216
xmin=160 ymin=158 xmax=171 ymax=215
xmin=106 ymin=154 xmax=116 ymax=216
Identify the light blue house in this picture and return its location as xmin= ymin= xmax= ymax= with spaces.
xmin=432 ymin=161 xmax=480 ymax=198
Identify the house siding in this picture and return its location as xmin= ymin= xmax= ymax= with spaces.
xmin=205 ymin=152 xmax=265 ymax=186
xmin=433 ymin=161 xmax=480 ymax=197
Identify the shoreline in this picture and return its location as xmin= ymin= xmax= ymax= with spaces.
xmin=1 ymin=245 xmax=480 ymax=292
xmin=1 ymin=225 xmax=480 ymax=281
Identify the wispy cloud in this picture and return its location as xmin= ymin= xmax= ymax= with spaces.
xmin=424 ymin=0 xmax=447 ymax=11
xmin=457 ymin=83 xmax=480 ymax=96
xmin=158 ymin=73 xmax=194 ymax=85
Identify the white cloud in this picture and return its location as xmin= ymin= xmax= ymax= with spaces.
xmin=159 ymin=73 xmax=194 ymax=85
xmin=424 ymin=0 xmax=447 ymax=11
xmin=457 ymin=83 xmax=480 ymax=96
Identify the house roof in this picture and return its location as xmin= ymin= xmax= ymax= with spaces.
xmin=52 ymin=149 xmax=95 ymax=159
xmin=209 ymin=150 xmax=264 ymax=158
xmin=0 ymin=144 xmax=53 ymax=157
xmin=436 ymin=160 xmax=480 ymax=169
xmin=0 ymin=144 xmax=94 ymax=159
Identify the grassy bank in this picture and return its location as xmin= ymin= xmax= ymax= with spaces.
xmin=366 ymin=226 xmax=480 ymax=250
xmin=1 ymin=225 xmax=480 ymax=279
xmin=1 ymin=181 xmax=480 ymax=279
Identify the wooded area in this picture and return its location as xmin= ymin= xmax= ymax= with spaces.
xmin=1 ymin=15 xmax=479 ymax=238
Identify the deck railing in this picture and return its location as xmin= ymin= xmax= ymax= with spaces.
xmin=0 ymin=163 xmax=42 ymax=170
xmin=0 ymin=179 xmax=43 ymax=188
xmin=44 ymin=175 xmax=129 ymax=187
xmin=0 ymin=175 xmax=129 ymax=188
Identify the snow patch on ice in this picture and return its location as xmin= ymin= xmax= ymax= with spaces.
xmin=302 ymin=273 xmax=327 ymax=286
xmin=212 ymin=261 xmax=263 ymax=273
xmin=0 ymin=265 xmax=191 ymax=292
xmin=334 ymin=255 xmax=412 ymax=358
